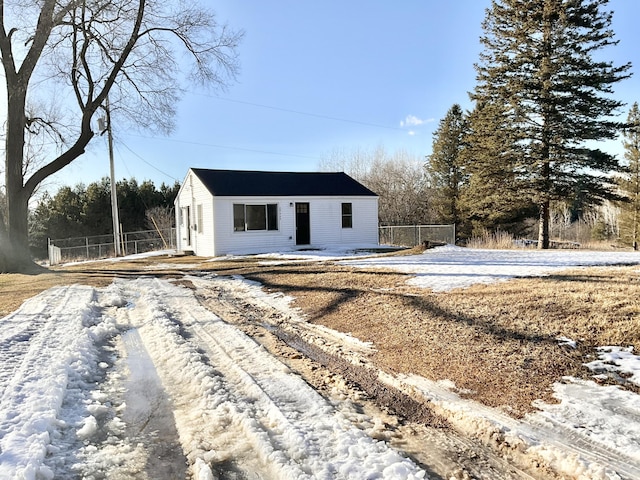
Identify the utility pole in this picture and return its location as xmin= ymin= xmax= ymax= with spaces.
xmin=100 ymin=96 xmax=122 ymax=256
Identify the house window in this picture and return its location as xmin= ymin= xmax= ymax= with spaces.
xmin=233 ymin=204 xmax=278 ymax=231
xmin=341 ymin=202 xmax=353 ymax=228
xmin=233 ymin=204 xmax=245 ymax=231
xmin=197 ymin=204 xmax=203 ymax=233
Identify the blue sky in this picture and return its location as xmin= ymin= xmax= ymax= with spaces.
xmin=50 ymin=0 xmax=640 ymax=191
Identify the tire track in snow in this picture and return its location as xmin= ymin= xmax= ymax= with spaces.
xmin=0 ymin=286 xmax=71 ymax=398
xmin=123 ymin=277 xmax=427 ymax=479
xmin=0 ymin=285 xmax=101 ymax=479
xmin=191 ymin=274 xmax=547 ymax=480
xmin=190 ymin=273 xmax=640 ymax=480
xmin=120 ymin=327 xmax=188 ymax=480
xmin=401 ymin=374 xmax=640 ymax=480
xmin=0 ymin=285 xmax=95 ymax=415
xmin=526 ymin=410 xmax=640 ymax=480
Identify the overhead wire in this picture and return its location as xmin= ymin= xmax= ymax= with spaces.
xmin=117 ymin=140 xmax=181 ymax=182
xmin=123 ymin=134 xmax=323 ymax=161
xmin=117 ymin=92 xmax=407 ymax=161
xmin=104 ymin=91 xmax=410 ymax=175
xmin=196 ymin=93 xmax=406 ymax=131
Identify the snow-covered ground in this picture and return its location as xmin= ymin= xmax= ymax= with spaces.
xmin=2 ymin=246 xmax=640 ymax=479
xmin=0 ymin=278 xmax=426 ymax=479
xmin=341 ymin=244 xmax=640 ymax=291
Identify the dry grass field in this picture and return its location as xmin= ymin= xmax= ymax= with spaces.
xmin=1 ymin=253 xmax=639 ymax=418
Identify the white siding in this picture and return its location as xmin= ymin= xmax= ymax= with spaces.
xmin=213 ymin=197 xmax=297 ymax=255
xmin=342 ymin=198 xmax=379 ymax=245
xmin=211 ymin=195 xmax=378 ymax=256
xmin=175 ymin=171 xmax=216 ymax=256
xmin=308 ymin=197 xmax=378 ymax=247
xmin=176 ymin=168 xmax=379 ymax=256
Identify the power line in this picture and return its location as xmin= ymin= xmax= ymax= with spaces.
xmin=195 ymin=93 xmax=405 ymax=131
xmin=117 ymin=140 xmax=181 ymax=181
xmin=124 ymin=134 xmax=323 ymax=161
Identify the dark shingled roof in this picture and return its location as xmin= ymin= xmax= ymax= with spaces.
xmin=191 ymin=168 xmax=377 ymax=197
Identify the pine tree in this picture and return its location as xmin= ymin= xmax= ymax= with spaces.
xmin=618 ymin=102 xmax=640 ymax=249
xmin=29 ymin=178 xmax=181 ymax=255
xmin=460 ymin=101 xmax=536 ymax=237
xmin=473 ymin=0 xmax=631 ymax=248
xmin=427 ymin=104 xmax=467 ymax=229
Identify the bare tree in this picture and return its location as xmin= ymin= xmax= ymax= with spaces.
xmin=618 ymin=102 xmax=640 ymax=249
xmin=145 ymin=204 xmax=173 ymax=233
xmin=320 ymin=146 xmax=431 ymax=225
xmin=0 ymin=0 xmax=242 ymax=272
xmin=319 ymin=146 xmax=384 ymax=181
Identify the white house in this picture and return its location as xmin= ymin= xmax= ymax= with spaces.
xmin=174 ymin=168 xmax=379 ymax=256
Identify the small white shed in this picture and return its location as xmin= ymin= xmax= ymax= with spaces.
xmin=174 ymin=168 xmax=379 ymax=256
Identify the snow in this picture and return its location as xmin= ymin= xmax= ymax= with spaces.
xmin=556 ymin=336 xmax=578 ymax=349
xmin=3 ymin=245 xmax=640 ymax=478
xmin=0 ymin=277 xmax=426 ymax=479
xmin=585 ymin=346 xmax=640 ymax=386
xmin=342 ymin=244 xmax=640 ymax=291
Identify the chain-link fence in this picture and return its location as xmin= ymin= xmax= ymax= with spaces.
xmin=379 ymin=225 xmax=455 ymax=247
xmin=48 ymin=228 xmax=176 ymax=265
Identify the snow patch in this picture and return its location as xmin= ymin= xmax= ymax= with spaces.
xmin=556 ymin=336 xmax=578 ymax=349
xmin=585 ymin=346 xmax=640 ymax=386
xmin=0 ymin=286 xmax=117 ymax=479
xmin=341 ymin=246 xmax=640 ymax=291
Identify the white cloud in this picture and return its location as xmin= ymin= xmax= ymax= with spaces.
xmin=408 ymin=130 xmax=416 ymax=136
xmin=400 ymin=114 xmax=433 ymax=128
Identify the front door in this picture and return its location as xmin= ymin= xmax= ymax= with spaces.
xmin=185 ymin=206 xmax=192 ymax=246
xmin=295 ymin=202 xmax=310 ymax=245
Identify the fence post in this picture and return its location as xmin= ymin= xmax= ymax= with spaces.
xmin=86 ymin=237 xmax=89 ymax=258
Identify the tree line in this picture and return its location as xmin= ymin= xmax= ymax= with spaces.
xmin=425 ymin=100 xmax=640 ymax=247
xmin=29 ymin=178 xmax=180 ymax=258
xmin=427 ymin=0 xmax=633 ymax=248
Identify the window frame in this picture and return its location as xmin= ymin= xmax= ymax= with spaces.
xmin=196 ymin=204 xmax=203 ymax=233
xmin=233 ymin=203 xmax=278 ymax=232
xmin=341 ymin=202 xmax=353 ymax=229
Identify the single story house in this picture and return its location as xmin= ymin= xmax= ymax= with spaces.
xmin=174 ymin=168 xmax=379 ymax=256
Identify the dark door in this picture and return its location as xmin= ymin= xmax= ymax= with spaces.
xmin=295 ymin=202 xmax=310 ymax=245
xmin=185 ymin=206 xmax=191 ymax=246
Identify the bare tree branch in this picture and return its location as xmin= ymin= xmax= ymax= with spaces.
xmin=1 ymin=0 xmax=242 ymax=270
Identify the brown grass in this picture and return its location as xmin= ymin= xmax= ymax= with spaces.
xmin=234 ymin=263 xmax=640 ymax=417
xmin=1 ymin=254 xmax=639 ymax=418
xmin=467 ymin=229 xmax=518 ymax=249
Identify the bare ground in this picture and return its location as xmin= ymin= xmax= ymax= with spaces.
xmin=2 ymin=252 xmax=640 ymax=419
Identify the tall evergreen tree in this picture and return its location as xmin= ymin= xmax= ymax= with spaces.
xmin=618 ymin=102 xmax=640 ymax=249
xmin=460 ymin=101 xmax=536 ymax=236
xmin=473 ymin=0 xmax=631 ymax=248
xmin=427 ymin=104 xmax=467 ymax=229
